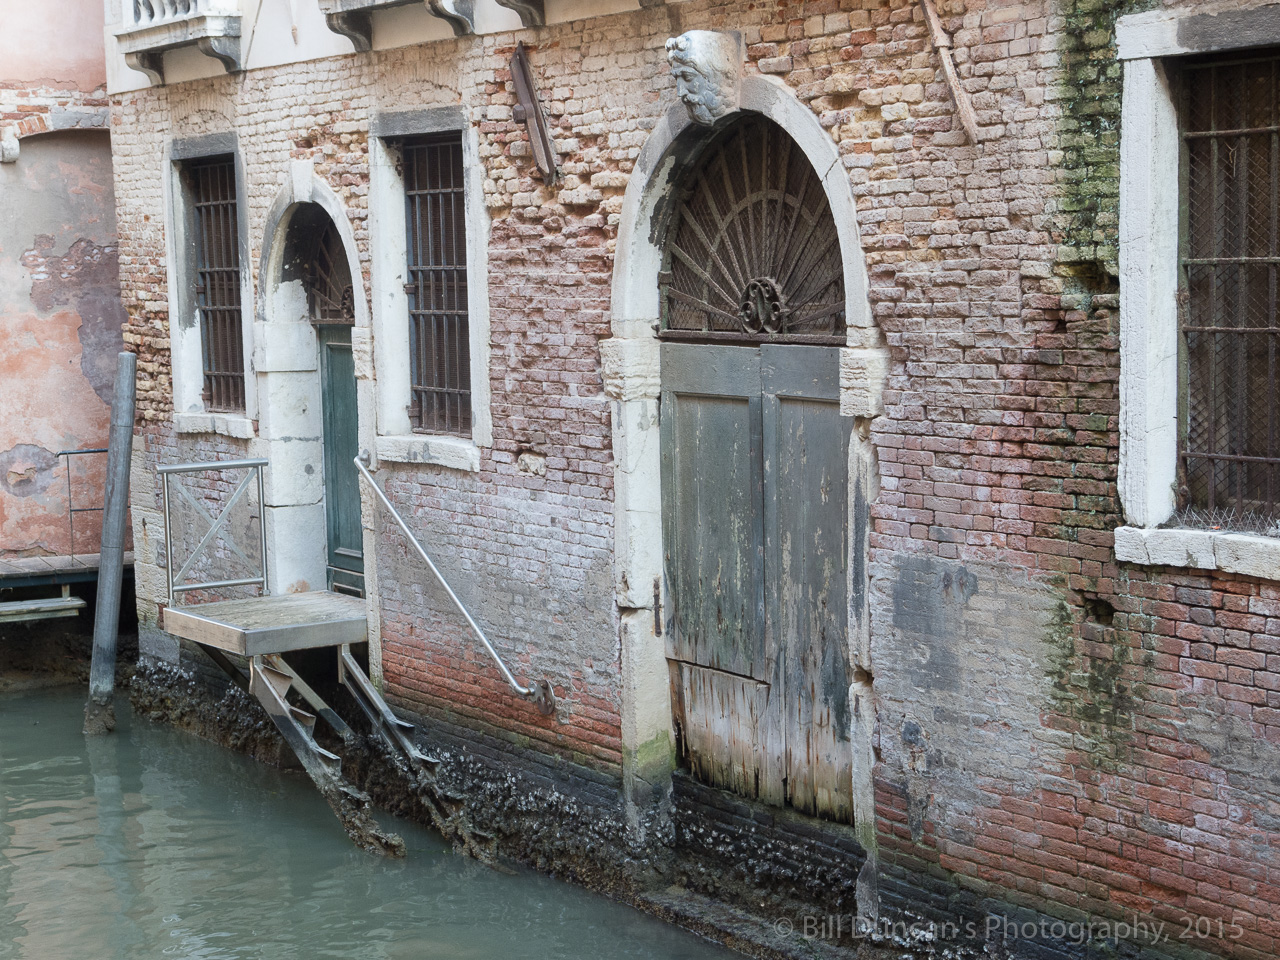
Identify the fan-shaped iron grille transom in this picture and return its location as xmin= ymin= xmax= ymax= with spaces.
xmin=661 ymin=114 xmax=845 ymax=344
xmin=308 ymin=221 xmax=355 ymax=325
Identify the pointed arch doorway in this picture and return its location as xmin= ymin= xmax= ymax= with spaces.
xmin=660 ymin=113 xmax=853 ymax=821
xmin=304 ymin=213 xmax=363 ymax=595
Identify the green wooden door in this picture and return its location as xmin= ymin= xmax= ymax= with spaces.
xmin=661 ymin=342 xmax=851 ymax=820
xmin=318 ymin=323 xmax=363 ymax=594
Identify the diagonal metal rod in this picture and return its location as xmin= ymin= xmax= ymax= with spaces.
xmin=354 ymin=455 xmax=555 ymax=715
xmin=170 ymin=468 xmax=257 ymax=587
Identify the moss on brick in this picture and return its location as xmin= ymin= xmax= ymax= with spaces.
xmin=1055 ymin=0 xmax=1159 ymax=278
xmin=1046 ymin=594 xmax=1145 ymax=774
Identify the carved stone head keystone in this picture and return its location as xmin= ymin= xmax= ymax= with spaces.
xmin=665 ymin=31 xmax=744 ymax=126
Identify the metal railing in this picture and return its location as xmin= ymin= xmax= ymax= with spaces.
xmin=160 ymin=458 xmax=267 ymax=605
xmin=127 ymin=0 xmax=236 ymax=29
xmin=56 ymin=448 xmax=108 ymax=556
xmin=354 ymin=454 xmax=556 ymax=716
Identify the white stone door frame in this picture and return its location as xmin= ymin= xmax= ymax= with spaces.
xmin=255 ymin=160 xmax=382 ymax=673
xmin=603 ymin=75 xmax=886 ymax=862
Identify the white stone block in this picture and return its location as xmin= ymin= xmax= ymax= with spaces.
xmin=352 ymin=325 xmax=374 ymax=380
xmin=265 ymin=502 xmax=327 ymax=595
xmin=255 ymin=371 xmax=320 ymax=441
xmin=840 ymin=347 xmax=888 ymax=418
xmin=600 ymin=336 xmax=660 ymax=401
xmin=262 ymin=437 xmax=323 ymax=507
xmin=1145 ymin=528 xmax=1216 ymax=570
xmin=1215 ymin=533 xmax=1280 ymax=582
xmin=376 ymin=434 xmax=480 ymax=472
xmin=253 ymin=321 xmax=318 ymax=372
xmin=1112 ymin=526 xmax=1149 ymax=565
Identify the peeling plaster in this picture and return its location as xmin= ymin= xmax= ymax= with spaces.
xmin=0 ymin=444 xmax=58 ymax=497
xmin=21 ymin=236 xmax=127 ymax=403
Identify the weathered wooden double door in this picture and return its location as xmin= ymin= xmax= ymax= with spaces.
xmin=661 ymin=342 xmax=852 ymax=820
xmin=657 ymin=112 xmax=853 ymax=821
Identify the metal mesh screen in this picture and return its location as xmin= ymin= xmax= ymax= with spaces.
xmin=190 ymin=156 xmax=245 ymax=413
xmin=1180 ymin=52 xmax=1280 ymax=523
xmin=403 ymin=134 xmax=470 ymax=435
xmin=661 ymin=114 xmax=845 ymax=344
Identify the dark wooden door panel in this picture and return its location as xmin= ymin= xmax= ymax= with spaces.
xmin=762 ymin=346 xmax=851 ymax=818
xmin=661 ymin=344 xmax=766 ymax=679
xmin=319 ymin=325 xmax=362 ymax=581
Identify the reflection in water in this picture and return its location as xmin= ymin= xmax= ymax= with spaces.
xmin=0 ymin=689 xmax=733 ymax=960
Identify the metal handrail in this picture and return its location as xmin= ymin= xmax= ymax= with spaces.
xmin=354 ymin=454 xmax=555 ymax=716
xmin=161 ymin=458 xmax=268 ymax=605
xmin=56 ymin=447 xmax=109 ymax=556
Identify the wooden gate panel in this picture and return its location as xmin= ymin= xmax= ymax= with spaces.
xmin=763 ymin=346 xmax=852 ymax=821
xmin=661 ymin=344 xmax=766 ymax=679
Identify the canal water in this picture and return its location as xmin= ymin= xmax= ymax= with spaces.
xmin=0 ymin=687 xmax=737 ymax=960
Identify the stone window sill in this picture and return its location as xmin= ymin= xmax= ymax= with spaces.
xmin=1115 ymin=525 xmax=1280 ymax=581
xmin=173 ymin=412 xmax=255 ymax=440
xmin=376 ymin=435 xmax=480 ymax=472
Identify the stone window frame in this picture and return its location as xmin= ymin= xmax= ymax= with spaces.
xmin=368 ymin=106 xmax=492 ymax=471
xmin=165 ymin=131 xmax=256 ymax=438
xmin=1116 ymin=4 xmax=1280 ymax=579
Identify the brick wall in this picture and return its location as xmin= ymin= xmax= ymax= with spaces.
xmin=852 ymin=2 xmax=1280 ymax=958
xmin=113 ymin=0 xmax=1280 ymax=956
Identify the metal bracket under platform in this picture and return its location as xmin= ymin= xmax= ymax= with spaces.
xmin=338 ymin=646 xmax=495 ymax=861
xmin=163 ymin=591 xmax=367 ymax=655
xmin=243 ymin=652 xmax=404 ymax=856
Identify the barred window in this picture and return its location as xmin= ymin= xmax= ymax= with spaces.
xmin=188 ymin=155 xmax=244 ymax=413
xmin=1179 ymin=50 xmax=1280 ymax=525
xmin=403 ymin=134 xmax=469 ymax=435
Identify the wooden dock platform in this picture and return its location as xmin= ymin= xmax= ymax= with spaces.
xmin=162 ymin=591 xmax=367 ymax=655
xmin=0 ymin=552 xmax=134 ymax=589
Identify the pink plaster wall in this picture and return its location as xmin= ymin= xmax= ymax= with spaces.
xmin=0 ymin=0 xmax=107 ymax=91
xmin=0 ymin=131 xmax=124 ymax=558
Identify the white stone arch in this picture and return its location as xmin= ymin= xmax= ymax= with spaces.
xmin=258 ymin=161 xmax=371 ymax=332
xmin=603 ymin=76 xmax=885 ymax=883
xmin=611 ymin=76 xmax=874 ymax=342
xmin=253 ymin=162 xmax=378 ymax=655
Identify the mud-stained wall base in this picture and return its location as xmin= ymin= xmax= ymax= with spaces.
xmin=130 ymin=646 xmax=951 ymax=960
xmin=139 ymin=643 xmax=1213 ymax=960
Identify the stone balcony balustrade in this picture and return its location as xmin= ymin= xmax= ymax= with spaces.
xmin=117 ymin=0 xmax=242 ymax=85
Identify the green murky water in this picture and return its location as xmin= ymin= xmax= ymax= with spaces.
xmin=0 ymin=687 xmax=734 ymax=960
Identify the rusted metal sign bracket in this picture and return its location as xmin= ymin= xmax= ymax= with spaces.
xmin=511 ymin=41 xmax=559 ymax=184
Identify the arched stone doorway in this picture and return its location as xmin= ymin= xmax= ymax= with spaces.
xmin=256 ymin=166 xmax=371 ymax=604
xmin=287 ymin=206 xmax=363 ymax=595
xmin=604 ymin=76 xmax=884 ymax=858
xmin=658 ymin=111 xmax=853 ymax=819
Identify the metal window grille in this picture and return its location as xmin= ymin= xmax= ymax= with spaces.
xmin=189 ymin=155 xmax=245 ymax=413
xmin=403 ymin=134 xmax=470 ymax=435
xmin=1180 ymin=51 xmax=1280 ymax=522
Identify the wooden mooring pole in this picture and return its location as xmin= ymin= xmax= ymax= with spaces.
xmin=84 ymin=352 xmax=136 ymax=736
